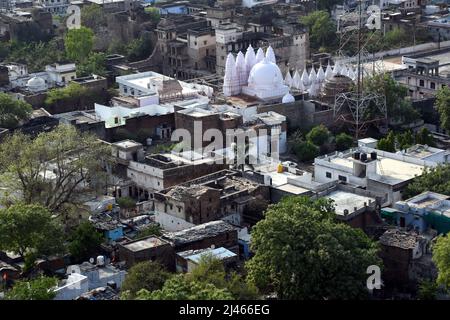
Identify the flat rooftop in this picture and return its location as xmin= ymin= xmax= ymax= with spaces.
xmin=275 ymin=183 xmax=310 ymax=195
xmin=113 ymin=140 xmax=143 ymax=150
xmin=122 ymin=237 xmax=166 ymax=252
xmin=326 ymin=190 xmax=376 ymax=216
xmin=178 ymin=247 xmax=236 ymax=264
xmin=329 ymin=155 xmax=424 ymax=184
xmin=164 ymin=220 xmax=236 ymax=245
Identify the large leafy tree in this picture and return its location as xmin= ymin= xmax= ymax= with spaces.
xmin=136 ymin=275 xmax=234 ymax=300
xmin=0 ymin=93 xmax=32 ymax=129
xmin=365 ymin=73 xmax=420 ymax=124
xmin=127 ymin=255 xmax=257 ymax=300
xmin=436 ymin=86 xmax=450 ymax=132
xmin=64 ymin=27 xmax=94 ymax=63
xmin=246 ymin=196 xmax=381 ymax=299
xmin=300 ymin=11 xmax=336 ymax=50
xmin=76 ymin=52 xmax=107 ymax=77
xmin=121 ymin=261 xmax=171 ymax=299
xmin=68 ymin=221 xmax=104 ymax=262
xmin=432 ymin=235 xmax=450 ymax=291
xmin=403 ymin=164 xmax=450 ymax=198
xmin=0 ymin=125 xmax=111 ymax=214
xmin=0 ymin=204 xmax=64 ymax=259
xmin=5 ymin=276 xmax=58 ymax=300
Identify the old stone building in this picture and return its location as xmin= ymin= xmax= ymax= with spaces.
xmin=153 ymin=169 xmax=270 ymax=231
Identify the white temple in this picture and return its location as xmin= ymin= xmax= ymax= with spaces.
xmin=278 ymin=61 xmax=358 ymax=98
xmin=223 ymin=45 xmax=290 ymax=101
xmin=223 ymin=45 xmax=358 ymax=101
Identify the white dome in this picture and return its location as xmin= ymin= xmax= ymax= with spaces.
xmin=26 ymin=76 xmax=47 ymax=92
xmin=248 ymin=58 xmax=284 ymax=89
xmin=282 ymin=92 xmax=295 ymax=103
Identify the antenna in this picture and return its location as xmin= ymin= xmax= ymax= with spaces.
xmin=333 ymin=0 xmax=387 ymax=139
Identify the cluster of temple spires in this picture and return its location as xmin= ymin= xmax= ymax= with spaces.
xmin=223 ymin=44 xmax=278 ymax=97
xmin=222 ymin=44 xmax=358 ymax=99
xmin=284 ymin=60 xmax=358 ymax=97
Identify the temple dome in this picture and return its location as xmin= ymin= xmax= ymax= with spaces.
xmin=282 ymin=92 xmax=295 ymax=103
xmin=26 ymin=76 xmax=47 ymax=92
xmin=248 ymin=58 xmax=284 ymax=89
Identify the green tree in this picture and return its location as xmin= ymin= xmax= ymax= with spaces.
xmin=187 ymin=254 xmax=259 ymax=300
xmin=397 ymin=130 xmax=414 ymax=151
xmin=403 ymin=164 xmax=450 ymax=198
xmin=377 ymin=131 xmax=396 ymax=152
xmin=306 ymin=124 xmax=330 ymax=146
xmin=5 ymin=276 xmax=58 ymax=300
xmin=384 ymin=27 xmax=409 ymax=48
xmin=335 ymin=132 xmax=354 ymax=151
xmin=81 ymin=4 xmax=107 ymax=32
xmin=76 ymin=52 xmax=107 ymax=77
xmin=64 ymin=27 xmax=94 ymax=62
xmin=0 ymin=125 xmax=111 ymax=213
xmin=436 ymin=86 xmax=450 ymax=132
xmin=45 ymin=82 xmax=89 ymax=108
xmin=417 ymin=279 xmax=438 ymax=300
xmin=432 ymin=235 xmax=450 ymax=291
xmin=415 ymin=127 xmax=434 ymax=146
xmin=68 ymin=221 xmax=104 ymax=262
xmin=246 ymin=196 xmax=381 ymax=299
xmin=145 ymin=6 xmax=161 ymax=23
xmin=300 ymin=11 xmax=336 ymax=50
xmin=126 ymin=33 xmax=154 ymax=62
xmin=365 ymin=73 xmax=420 ymax=124
xmin=136 ymin=274 xmax=234 ymax=300
xmin=0 ymin=204 xmax=64 ymax=259
xmin=5 ymin=40 xmax=66 ymax=73
xmin=121 ymin=261 xmax=171 ymax=299
xmin=116 ymin=196 xmax=136 ymax=209
xmin=136 ymin=224 xmax=162 ymax=238
xmin=293 ymin=140 xmax=319 ymax=162
xmin=0 ymin=92 xmax=32 ymax=129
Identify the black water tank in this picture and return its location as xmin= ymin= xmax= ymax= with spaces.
xmin=360 ymin=153 xmax=367 ymax=162
xmin=371 ymin=152 xmax=377 ymax=160
xmin=353 ymin=152 xmax=360 ymax=160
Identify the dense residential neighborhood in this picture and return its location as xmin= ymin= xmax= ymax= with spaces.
xmin=0 ymin=0 xmax=449 ymax=306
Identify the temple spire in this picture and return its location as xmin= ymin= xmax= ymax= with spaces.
xmin=265 ymin=46 xmax=276 ymax=64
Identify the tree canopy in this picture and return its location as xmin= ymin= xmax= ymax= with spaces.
xmin=5 ymin=276 xmax=58 ymax=300
xmin=403 ymin=164 xmax=450 ymax=198
xmin=432 ymin=235 xmax=450 ymax=291
xmin=0 ymin=92 xmax=32 ymax=129
xmin=121 ymin=261 xmax=171 ymax=299
xmin=76 ymin=52 xmax=107 ymax=77
xmin=64 ymin=27 xmax=94 ymax=63
xmin=136 ymin=274 xmax=234 ymax=300
xmin=0 ymin=203 xmax=64 ymax=259
xmin=128 ymin=255 xmax=258 ymax=300
xmin=436 ymin=86 xmax=450 ymax=132
xmin=300 ymin=11 xmax=336 ymax=51
xmin=245 ymin=196 xmax=381 ymax=299
xmin=365 ymin=73 xmax=420 ymax=124
xmin=0 ymin=125 xmax=111 ymax=214
xmin=335 ymin=132 xmax=354 ymax=151
xmin=68 ymin=221 xmax=104 ymax=262
xmin=306 ymin=124 xmax=331 ymax=146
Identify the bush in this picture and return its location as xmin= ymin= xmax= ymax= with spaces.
xmin=117 ymin=196 xmax=136 ymax=209
xmin=293 ymin=140 xmax=319 ymax=162
xmin=306 ymin=125 xmax=330 ymax=146
xmin=335 ymin=132 xmax=353 ymax=151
